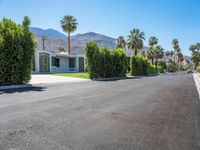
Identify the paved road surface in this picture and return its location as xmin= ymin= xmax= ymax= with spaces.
xmin=0 ymin=73 xmax=199 ymax=150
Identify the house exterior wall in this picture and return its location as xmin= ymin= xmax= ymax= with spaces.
xmin=59 ymin=57 xmax=69 ymax=67
xmin=32 ymin=49 xmax=85 ymax=74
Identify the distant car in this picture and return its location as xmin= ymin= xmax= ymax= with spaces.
xmin=188 ymin=70 xmax=193 ymax=74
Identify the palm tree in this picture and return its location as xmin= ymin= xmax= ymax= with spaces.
xmin=116 ymin=36 xmax=126 ymax=49
xmin=190 ymin=44 xmax=200 ymax=68
xmin=148 ymin=36 xmax=158 ymax=47
xmin=165 ymin=50 xmax=174 ymax=57
xmin=60 ymin=15 xmax=78 ymax=55
xmin=127 ymin=29 xmax=145 ymax=56
xmin=147 ymin=36 xmax=158 ymax=64
xmin=147 ymin=48 xmax=155 ymax=64
xmin=154 ymin=45 xmax=164 ymax=70
xmin=177 ymin=52 xmax=184 ymax=71
xmin=172 ymin=39 xmax=179 ymax=63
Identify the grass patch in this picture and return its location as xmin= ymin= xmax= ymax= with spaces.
xmin=51 ymin=73 xmax=89 ymax=79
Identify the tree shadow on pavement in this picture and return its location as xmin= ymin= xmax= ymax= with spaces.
xmin=0 ymin=86 xmax=47 ymax=95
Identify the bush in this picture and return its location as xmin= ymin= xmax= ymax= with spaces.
xmin=126 ymin=57 xmax=131 ymax=73
xmin=148 ymin=64 xmax=157 ymax=74
xmin=166 ymin=61 xmax=176 ymax=72
xmin=130 ymin=55 xmax=148 ymax=76
xmin=0 ymin=17 xmax=36 ymax=86
xmin=197 ymin=66 xmax=200 ymax=72
xmin=158 ymin=61 xmax=166 ymax=73
xmin=85 ymin=42 xmax=127 ymax=79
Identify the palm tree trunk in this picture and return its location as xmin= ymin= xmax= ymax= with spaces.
xmin=151 ymin=58 xmax=154 ymax=65
xmin=68 ymin=32 xmax=70 ymax=55
xmin=155 ymin=58 xmax=158 ymax=71
xmin=135 ymin=49 xmax=137 ymax=56
xmin=178 ymin=58 xmax=180 ymax=72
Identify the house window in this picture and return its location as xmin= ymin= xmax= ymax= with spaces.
xmin=69 ymin=58 xmax=75 ymax=68
xmin=52 ymin=57 xmax=60 ymax=67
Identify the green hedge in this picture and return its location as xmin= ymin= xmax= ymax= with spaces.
xmin=85 ymin=42 xmax=127 ymax=79
xmin=130 ymin=55 xmax=148 ymax=76
xmin=148 ymin=64 xmax=157 ymax=74
xmin=197 ymin=66 xmax=200 ymax=72
xmin=0 ymin=17 xmax=36 ymax=86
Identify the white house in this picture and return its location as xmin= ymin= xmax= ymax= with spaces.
xmin=32 ymin=49 xmax=86 ymax=74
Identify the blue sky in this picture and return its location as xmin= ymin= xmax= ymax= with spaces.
xmin=0 ymin=0 xmax=200 ymax=56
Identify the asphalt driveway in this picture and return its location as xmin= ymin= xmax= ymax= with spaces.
xmin=0 ymin=73 xmax=199 ymax=150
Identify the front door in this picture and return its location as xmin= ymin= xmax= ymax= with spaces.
xmin=39 ymin=53 xmax=50 ymax=73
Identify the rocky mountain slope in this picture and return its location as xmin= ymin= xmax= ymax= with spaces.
xmin=30 ymin=27 xmax=116 ymax=55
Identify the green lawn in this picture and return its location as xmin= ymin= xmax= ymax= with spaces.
xmin=51 ymin=72 xmax=89 ymax=79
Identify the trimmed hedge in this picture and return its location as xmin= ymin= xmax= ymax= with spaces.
xmin=130 ymin=55 xmax=148 ymax=76
xmin=85 ymin=42 xmax=127 ymax=79
xmin=197 ymin=66 xmax=200 ymax=72
xmin=148 ymin=64 xmax=157 ymax=74
xmin=0 ymin=17 xmax=36 ymax=86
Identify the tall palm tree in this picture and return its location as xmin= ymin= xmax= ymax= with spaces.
xmin=116 ymin=36 xmax=126 ymax=49
xmin=172 ymin=39 xmax=179 ymax=63
xmin=190 ymin=44 xmax=200 ymax=68
xmin=147 ymin=36 xmax=158 ymax=64
xmin=154 ymin=45 xmax=164 ymax=70
xmin=147 ymin=48 xmax=155 ymax=64
xmin=189 ymin=44 xmax=197 ymax=52
xmin=177 ymin=52 xmax=184 ymax=71
xmin=148 ymin=36 xmax=158 ymax=47
xmin=60 ymin=15 xmax=78 ymax=55
xmin=165 ymin=50 xmax=174 ymax=57
xmin=127 ymin=29 xmax=145 ymax=56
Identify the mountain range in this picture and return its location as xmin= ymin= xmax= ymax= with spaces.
xmin=30 ymin=27 xmax=116 ymax=55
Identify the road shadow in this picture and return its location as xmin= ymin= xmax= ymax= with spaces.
xmin=0 ymin=86 xmax=47 ymax=95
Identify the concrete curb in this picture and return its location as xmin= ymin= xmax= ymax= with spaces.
xmin=0 ymin=84 xmax=33 ymax=90
xmin=193 ymin=73 xmax=200 ymax=100
xmin=94 ymin=74 xmax=159 ymax=81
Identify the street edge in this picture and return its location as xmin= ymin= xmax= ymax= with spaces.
xmin=193 ymin=73 xmax=200 ymax=100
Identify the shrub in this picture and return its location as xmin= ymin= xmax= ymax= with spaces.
xmin=85 ymin=42 xmax=100 ymax=79
xmin=158 ymin=61 xmax=166 ymax=73
xmin=130 ymin=55 xmax=148 ymax=76
xmin=0 ymin=17 xmax=36 ymax=86
xmin=157 ymin=65 xmax=164 ymax=73
xmin=126 ymin=57 xmax=131 ymax=73
xmin=85 ymin=42 xmax=127 ymax=79
xmin=197 ymin=66 xmax=200 ymax=72
xmin=147 ymin=64 xmax=157 ymax=74
xmin=166 ymin=61 xmax=176 ymax=72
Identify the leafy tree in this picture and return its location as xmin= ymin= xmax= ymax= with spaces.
xmin=60 ymin=15 xmax=78 ymax=55
xmin=127 ymin=29 xmax=145 ymax=56
xmin=116 ymin=36 xmax=126 ymax=49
